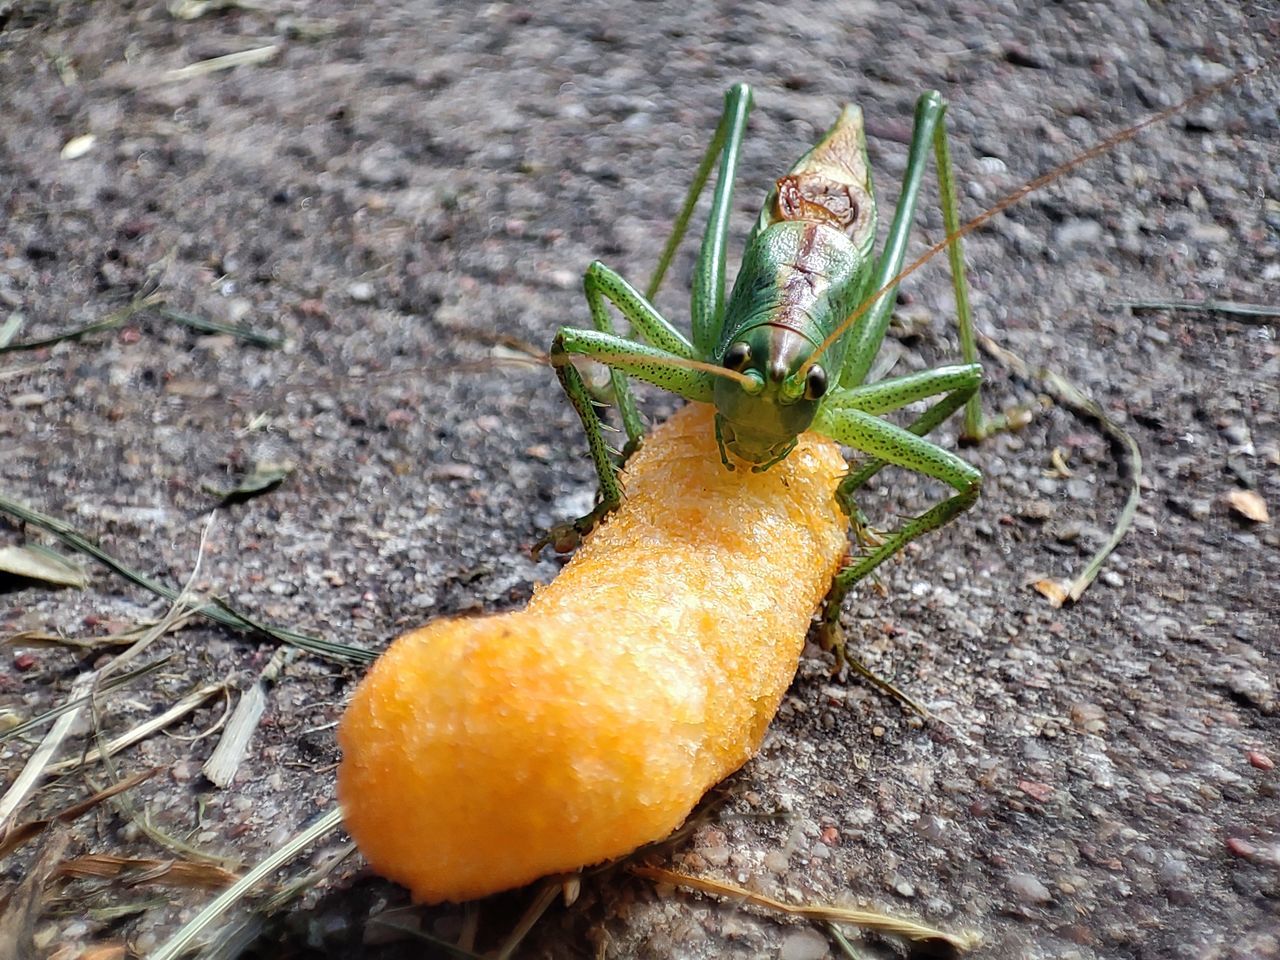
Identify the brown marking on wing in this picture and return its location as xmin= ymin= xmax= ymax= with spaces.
xmin=774 ymin=173 xmax=865 ymax=238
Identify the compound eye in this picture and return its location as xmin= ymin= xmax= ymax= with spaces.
xmin=804 ymin=364 xmax=828 ymax=400
xmin=723 ymin=341 xmax=752 ymax=372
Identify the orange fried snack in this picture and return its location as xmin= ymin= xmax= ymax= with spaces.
xmin=337 ymin=402 xmax=849 ymax=903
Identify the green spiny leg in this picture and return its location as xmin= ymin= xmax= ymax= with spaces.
xmin=838 ymin=91 xmax=1022 ymax=437
xmin=832 ymin=362 xmax=982 ymax=507
xmin=533 ymin=327 xmax=712 ymax=555
xmin=931 ymin=99 xmax=1026 ymax=441
xmin=583 ymin=260 xmax=698 ymax=458
xmin=811 ymin=380 xmax=981 ymax=698
xmin=533 ymin=335 xmax=628 ymax=556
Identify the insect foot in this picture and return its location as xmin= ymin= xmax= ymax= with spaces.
xmin=529 ymin=502 xmax=616 ymax=559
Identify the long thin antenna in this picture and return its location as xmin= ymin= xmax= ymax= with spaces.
xmin=798 ymin=55 xmax=1278 ymax=376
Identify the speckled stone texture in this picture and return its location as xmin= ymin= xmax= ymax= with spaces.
xmin=1 ymin=2 xmax=1276 ymax=958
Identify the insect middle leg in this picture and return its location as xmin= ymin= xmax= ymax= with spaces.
xmin=813 ymin=364 xmax=983 ymax=667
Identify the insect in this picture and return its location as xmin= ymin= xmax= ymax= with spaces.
xmin=534 ymin=83 xmax=999 ymax=657
xmin=531 ymin=64 xmax=1271 ymax=658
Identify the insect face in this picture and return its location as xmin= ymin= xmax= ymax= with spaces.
xmin=712 ymin=326 xmax=826 ymax=470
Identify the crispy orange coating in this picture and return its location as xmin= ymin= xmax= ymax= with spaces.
xmin=337 ymin=403 xmax=849 ymax=903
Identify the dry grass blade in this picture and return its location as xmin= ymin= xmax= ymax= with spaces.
xmin=0 ymin=293 xmax=281 ymax=356
xmin=158 ymin=307 xmax=283 ymax=348
xmin=0 ymin=823 xmax=70 ymax=959
xmin=0 ymin=672 xmax=98 ymax=829
xmin=0 ymin=768 xmax=155 ymax=861
xmin=162 ymin=44 xmax=279 ymax=83
xmin=978 ymin=333 xmax=1141 ymax=605
xmin=1038 ymin=371 xmax=1142 ymax=604
xmin=2 ymin=611 xmax=201 ymax=651
xmin=0 ymin=543 xmax=87 ymax=588
xmin=0 ymin=293 xmax=160 ymax=354
xmin=1117 ymin=298 xmax=1280 ymax=322
xmin=56 ymin=854 xmax=239 ymax=890
xmin=0 ymin=657 xmax=169 ymax=747
xmin=44 ymin=681 xmax=226 ymax=775
xmin=201 ymin=840 xmax=358 ymax=958
xmin=0 ymin=494 xmax=374 ymax=663
xmin=631 ymin=865 xmax=981 ymax=951
xmin=0 ymin=312 xmax=23 ymax=347
xmin=203 ymin=648 xmax=294 ymax=787
xmin=0 ymin=603 xmax=198 ymax=846
xmin=494 ymin=883 xmax=560 ymax=960
xmin=100 ymin=514 xmax=213 ymax=681
xmin=260 ymin=840 xmax=355 ymax=914
xmin=148 ymin=807 xmax=345 ymax=960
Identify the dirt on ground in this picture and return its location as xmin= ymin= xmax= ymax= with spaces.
xmin=1 ymin=2 xmax=1278 ymax=958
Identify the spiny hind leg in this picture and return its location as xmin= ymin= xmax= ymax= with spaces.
xmin=812 ymin=376 xmax=982 ymax=710
xmin=930 ymin=93 xmax=1033 ymax=441
xmin=839 ymin=91 xmax=1029 ymax=438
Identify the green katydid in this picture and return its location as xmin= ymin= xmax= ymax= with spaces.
xmin=533 ymin=67 xmax=1270 ymax=661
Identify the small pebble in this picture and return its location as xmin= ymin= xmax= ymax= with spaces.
xmin=1066 ymin=478 xmax=1094 ymax=500
xmin=1159 ymin=857 xmax=1191 ymax=888
xmin=1226 ymin=837 xmax=1255 ymax=859
xmin=701 ymin=844 xmax=730 ymax=867
xmin=347 ymin=281 xmax=376 ymax=303
xmin=763 ymin=850 xmax=789 ymax=874
xmin=1007 ymin=871 xmax=1053 ymax=904
xmin=779 ymin=928 xmax=830 ymax=960
xmin=1248 ymin=751 xmax=1274 ymax=771
xmin=1052 ymin=218 xmax=1103 ymax=248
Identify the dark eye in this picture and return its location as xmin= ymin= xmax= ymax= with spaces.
xmin=724 ymin=341 xmax=752 ymax=372
xmin=805 ymin=364 xmax=828 ymax=400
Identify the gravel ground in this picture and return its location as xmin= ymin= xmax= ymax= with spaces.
xmin=1 ymin=2 xmax=1277 ymax=958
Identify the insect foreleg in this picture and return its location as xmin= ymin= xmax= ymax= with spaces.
xmin=584 ymin=260 xmax=698 ymax=453
xmin=686 ymin=83 xmax=752 ymax=357
xmin=823 ymin=362 xmax=982 ymax=505
xmin=812 ymin=402 xmax=982 ymax=655
xmin=534 ymin=328 xmax=713 ymax=555
xmin=647 ymin=83 xmax=752 ymax=312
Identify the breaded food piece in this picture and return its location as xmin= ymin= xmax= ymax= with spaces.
xmin=337 ymin=403 xmax=849 ymax=903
